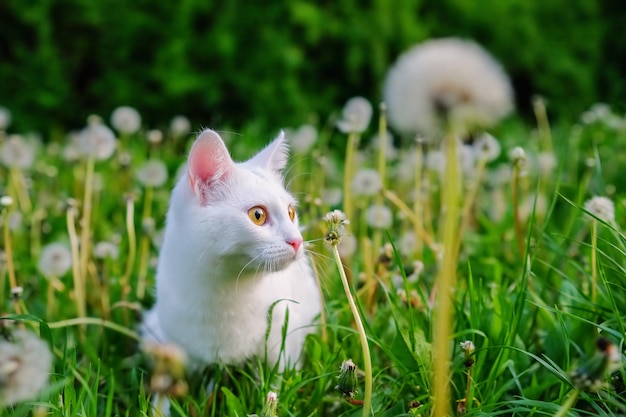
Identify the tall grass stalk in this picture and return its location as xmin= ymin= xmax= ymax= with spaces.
xmin=433 ymin=132 xmax=461 ymax=417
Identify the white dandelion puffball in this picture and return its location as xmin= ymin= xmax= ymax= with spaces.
xmin=365 ymin=204 xmax=393 ymax=229
xmin=0 ymin=330 xmax=53 ymax=406
xmin=584 ymin=196 xmax=615 ymax=223
xmin=170 ymin=115 xmax=191 ymax=137
xmin=93 ymin=241 xmax=120 ymax=260
xmin=337 ymin=96 xmax=373 ymax=134
xmin=384 ymin=38 xmax=513 ymax=137
xmin=38 ymin=242 xmax=72 ymax=277
xmin=0 ymin=106 xmax=11 ymax=130
xmin=289 ymin=124 xmax=318 ymax=154
xmin=472 ymin=132 xmax=501 ymax=162
xmin=111 ymin=106 xmax=141 ymax=135
xmin=0 ymin=135 xmax=36 ymax=169
xmin=78 ymin=118 xmax=117 ymax=161
xmin=352 ymin=168 xmax=382 ymax=196
xmin=136 ymin=159 xmax=169 ymax=188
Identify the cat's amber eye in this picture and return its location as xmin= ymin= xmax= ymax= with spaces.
xmin=248 ymin=206 xmax=267 ymax=226
xmin=288 ymin=205 xmax=296 ymax=222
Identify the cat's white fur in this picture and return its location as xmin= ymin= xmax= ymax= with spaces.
xmin=142 ymin=129 xmax=321 ymax=370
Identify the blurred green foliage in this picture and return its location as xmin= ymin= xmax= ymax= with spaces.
xmin=0 ymin=0 xmax=624 ymax=133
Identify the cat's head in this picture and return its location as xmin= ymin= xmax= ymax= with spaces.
xmin=175 ymin=129 xmax=304 ymax=277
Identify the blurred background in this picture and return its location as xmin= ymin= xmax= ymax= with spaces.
xmin=1 ymin=0 xmax=624 ymax=134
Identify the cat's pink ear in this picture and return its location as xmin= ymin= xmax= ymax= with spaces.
xmin=246 ymin=131 xmax=289 ymax=173
xmin=187 ymin=130 xmax=233 ymax=205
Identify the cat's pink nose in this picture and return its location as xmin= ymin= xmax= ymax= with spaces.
xmin=287 ymin=238 xmax=302 ymax=252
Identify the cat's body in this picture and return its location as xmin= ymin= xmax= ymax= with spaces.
xmin=142 ymin=129 xmax=320 ymax=370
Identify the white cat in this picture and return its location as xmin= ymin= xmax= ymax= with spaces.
xmin=142 ymin=129 xmax=321 ymax=371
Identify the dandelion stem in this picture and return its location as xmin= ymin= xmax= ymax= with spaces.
xmin=331 ymin=244 xmax=372 ymax=417
xmin=3 ymin=208 xmax=21 ymax=315
xmin=137 ymin=186 xmax=154 ymax=299
xmin=553 ymin=389 xmax=580 ymax=417
xmin=79 ymin=157 xmax=95 ymax=291
xmin=121 ymin=196 xmax=137 ymax=310
xmin=66 ymin=204 xmax=86 ymax=324
xmin=413 ymin=142 xmax=425 ymax=260
xmin=9 ymin=167 xmax=32 ymax=214
xmin=47 ymin=316 xmax=141 ymax=341
xmin=433 ymin=132 xmax=461 ymax=417
xmin=342 ymin=132 xmax=360 ymax=237
xmin=455 ymin=155 xmax=488 ymax=259
xmin=373 ymin=103 xmax=388 ymax=257
xmin=590 ymin=219 xmax=598 ymax=303
xmin=382 ymin=188 xmax=436 ymax=250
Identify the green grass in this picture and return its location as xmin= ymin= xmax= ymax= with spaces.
xmin=1 ymin=106 xmax=625 ymax=416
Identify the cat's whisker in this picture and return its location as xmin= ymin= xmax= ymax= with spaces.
xmin=235 ymin=253 xmax=265 ymax=295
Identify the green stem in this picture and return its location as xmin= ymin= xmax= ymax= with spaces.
xmin=80 ymin=157 xmax=95 ymax=287
xmin=433 ymin=133 xmax=460 ymax=417
xmin=553 ymin=389 xmax=580 ymax=417
xmin=136 ymin=186 xmax=154 ymax=299
xmin=332 ymin=244 xmax=372 ymax=417
xmin=342 ymin=132 xmax=360 ymax=238
xmin=121 ymin=196 xmax=137 ymax=305
xmin=3 ymin=208 xmax=20 ymax=315
xmin=66 ymin=204 xmax=86 ymax=335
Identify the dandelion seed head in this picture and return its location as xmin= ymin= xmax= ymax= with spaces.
xmin=37 ymin=243 xmax=72 ymax=277
xmin=321 ymin=187 xmax=343 ymax=207
xmin=324 ymin=210 xmax=349 ymax=247
xmin=337 ymin=97 xmax=373 ymax=134
xmin=584 ymin=196 xmax=615 ymax=223
xmin=384 ymin=37 xmax=513 ymax=138
xmin=288 ymin=124 xmax=317 ymax=154
xmin=136 ymin=159 xmax=168 ymax=188
xmin=0 ymin=330 xmax=52 ymax=406
xmin=0 ymin=135 xmax=36 ymax=169
xmin=351 ymin=168 xmax=382 ymax=196
xmin=147 ymin=129 xmax=163 ymax=145
xmin=78 ymin=118 xmax=117 ymax=161
xmin=111 ymin=106 xmax=141 ymax=135
xmin=508 ymin=146 xmax=526 ymax=165
xmin=365 ymin=204 xmax=393 ymax=229
xmin=170 ymin=115 xmax=191 ymax=137
xmin=460 ymin=340 xmax=475 ymax=355
xmin=93 ymin=241 xmax=120 ymax=260
xmin=472 ymin=132 xmax=501 ymax=162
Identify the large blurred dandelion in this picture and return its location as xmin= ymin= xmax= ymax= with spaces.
xmin=0 ymin=330 xmax=53 ymax=406
xmin=384 ymin=37 xmax=513 ymax=416
xmin=384 ymin=37 xmax=513 ymax=138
